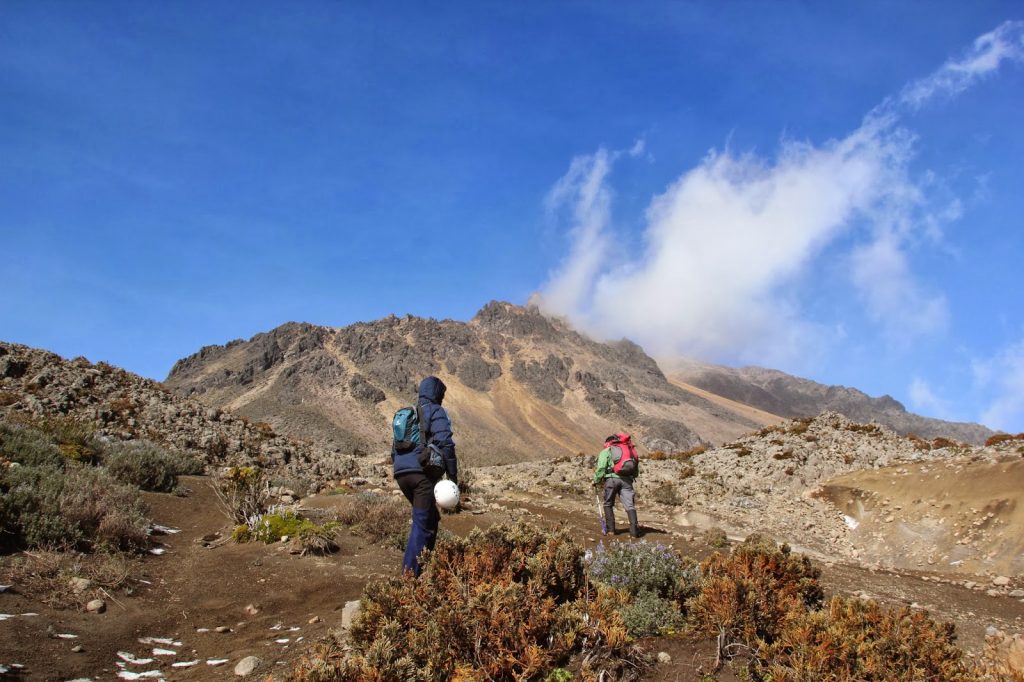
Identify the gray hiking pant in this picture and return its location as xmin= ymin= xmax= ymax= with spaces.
xmin=603 ymin=477 xmax=636 ymax=512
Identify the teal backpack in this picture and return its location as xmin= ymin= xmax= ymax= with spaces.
xmin=392 ymin=406 xmax=424 ymax=453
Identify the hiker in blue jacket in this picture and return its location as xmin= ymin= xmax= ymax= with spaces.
xmin=392 ymin=375 xmax=458 ymax=576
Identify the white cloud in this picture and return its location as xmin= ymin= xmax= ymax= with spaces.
xmin=908 ymin=377 xmax=950 ymax=418
xmin=974 ymin=339 xmax=1024 ymax=432
xmin=541 ymin=149 xmax=614 ymax=316
xmin=541 ymin=109 xmax=942 ymax=366
xmin=849 ymin=231 xmax=949 ymax=346
xmin=899 ymin=21 xmax=1024 ymax=109
xmin=539 ymin=23 xmax=1014 ymax=370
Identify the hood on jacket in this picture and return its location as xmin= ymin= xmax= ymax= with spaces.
xmin=418 ymin=376 xmax=446 ymax=405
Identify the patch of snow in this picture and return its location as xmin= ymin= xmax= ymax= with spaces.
xmin=116 ymin=671 xmax=164 ymax=680
xmin=117 ymin=652 xmax=155 ymax=665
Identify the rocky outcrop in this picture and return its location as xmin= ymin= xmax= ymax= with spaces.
xmin=0 ymin=341 xmax=365 ymax=483
xmin=473 ymin=411 xmax=1022 ymax=573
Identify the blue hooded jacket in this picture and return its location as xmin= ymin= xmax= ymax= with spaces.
xmin=392 ymin=376 xmax=458 ymax=483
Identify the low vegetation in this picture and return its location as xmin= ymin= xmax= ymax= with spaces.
xmin=985 ymin=432 xmax=1024 ymax=447
xmin=0 ymin=420 xmax=198 ymax=552
xmin=232 ymin=509 xmax=341 ymax=556
xmin=214 ymin=465 xmax=270 ymax=530
xmin=587 ymin=540 xmax=697 ymax=637
xmin=290 ymin=523 xmax=645 ymax=681
xmin=286 ymin=526 xmax=1022 ymax=681
xmin=331 ymin=491 xmax=409 ymax=549
xmin=103 ymin=440 xmax=202 ymax=493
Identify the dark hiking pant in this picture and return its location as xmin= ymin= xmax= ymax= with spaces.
xmin=602 ymin=477 xmax=636 ymax=512
xmin=396 ymin=471 xmax=441 ymax=576
xmin=603 ymin=477 xmax=640 ymax=537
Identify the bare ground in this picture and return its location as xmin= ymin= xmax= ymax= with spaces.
xmin=1 ymin=475 xmax=1022 ymax=680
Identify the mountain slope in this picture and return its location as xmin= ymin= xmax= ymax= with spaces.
xmin=662 ymin=358 xmax=993 ymax=445
xmin=0 ymin=341 xmax=357 ymax=482
xmin=165 ymin=302 xmax=776 ymax=465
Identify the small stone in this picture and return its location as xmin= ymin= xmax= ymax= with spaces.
xmin=280 ymin=535 xmax=289 ymax=543
xmin=987 ymin=589 xmax=1001 ymax=597
xmin=993 ymin=576 xmax=1011 ymax=587
xmin=657 ymin=651 xmax=672 ymax=664
xmin=986 ymin=626 xmax=1001 ymax=638
xmin=215 ymin=626 xmax=231 ymax=633
xmin=341 ymin=600 xmax=362 ymax=629
xmin=308 ymin=616 xmax=321 ymax=624
xmin=244 ymin=603 xmax=260 ymax=616
xmin=280 ymin=494 xmax=295 ymax=504
xmin=71 ymin=645 xmax=84 ymax=653
xmin=1009 ymin=589 xmax=1024 ymax=598
xmin=86 ymin=599 xmax=106 ymax=614
xmin=234 ymin=655 xmax=262 ymax=676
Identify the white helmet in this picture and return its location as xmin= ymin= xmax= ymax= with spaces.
xmin=434 ymin=479 xmax=460 ymax=510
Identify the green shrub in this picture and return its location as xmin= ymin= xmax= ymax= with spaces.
xmin=0 ymin=459 xmax=149 ymax=551
xmin=619 ymin=591 xmax=686 ymax=637
xmin=233 ymin=510 xmax=340 ymax=555
xmin=103 ymin=441 xmax=202 ymax=492
xmin=41 ymin=417 xmax=103 ymax=464
xmin=587 ymin=540 xmax=694 ymax=601
xmin=290 ymin=523 xmax=643 ymax=681
xmin=0 ymin=421 xmax=65 ymax=468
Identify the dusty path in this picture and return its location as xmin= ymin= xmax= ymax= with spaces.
xmin=1 ymin=476 xmax=1021 ymax=680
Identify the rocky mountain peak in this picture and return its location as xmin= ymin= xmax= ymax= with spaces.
xmin=471 ymin=300 xmax=562 ymax=340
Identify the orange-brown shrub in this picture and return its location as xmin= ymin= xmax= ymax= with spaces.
xmin=756 ymin=596 xmax=977 ymax=681
xmin=689 ymin=537 xmax=823 ymax=663
xmin=907 ymin=433 xmax=932 ymax=451
xmin=986 ymin=433 xmax=1024 ymax=447
xmin=108 ymin=396 xmax=137 ymax=416
xmin=290 ymin=523 xmax=644 ymax=681
xmin=674 ymin=444 xmax=707 ymax=460
xmin=787 ymin=418 xmax=812 ymax=435
xmin=253 ymin=421 xmax=276 ymax=439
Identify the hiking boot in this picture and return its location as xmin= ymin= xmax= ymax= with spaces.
xmin=627 ymin=510 xmax=640 ymax=538
xmin=603 ymin=506 xmax=616 ymax=535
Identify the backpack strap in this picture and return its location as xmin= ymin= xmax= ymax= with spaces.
xmin=417 ymin=404 xmax=431 ymax=447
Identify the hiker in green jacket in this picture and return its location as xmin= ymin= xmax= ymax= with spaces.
xmin=593 ymin=432 xmax=640 ymax=538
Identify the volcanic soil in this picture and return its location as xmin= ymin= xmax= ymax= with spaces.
xmin=1 ymin=475 xmax=1022 ymax=680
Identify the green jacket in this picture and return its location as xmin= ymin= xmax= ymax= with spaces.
xmin=593 ymin=445 xmax=640 ymax=484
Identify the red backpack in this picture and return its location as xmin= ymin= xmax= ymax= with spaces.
xmin=609 ymin=432 xmax=638 ymax=476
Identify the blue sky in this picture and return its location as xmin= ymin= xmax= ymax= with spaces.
xmin=2 ymin=2 xmax=1022 ymax=431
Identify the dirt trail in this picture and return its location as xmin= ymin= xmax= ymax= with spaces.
xmin=1 ymin=476 xmax=1022 ymax=680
